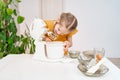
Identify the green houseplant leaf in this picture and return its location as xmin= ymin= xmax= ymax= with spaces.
xmin=17 ymin=16 xmax=25 ymax=24
xmin=0 ymin=0 xmax=35 ymax=58
xmin=13 ymin=9 xmax=17 ymax=16
xmin=16 ymin=0 xmax=21 ymax=3
xmin=0 ymin=52 xmax=4 ymax=59
xmin=7 ymin=8 xmax=13 ymax=15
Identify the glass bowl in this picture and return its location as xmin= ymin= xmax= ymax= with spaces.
xmin=68 ymin=50 xmax=80 ymax=58
xmin=77 ymin=52 xmax=109 ymax=77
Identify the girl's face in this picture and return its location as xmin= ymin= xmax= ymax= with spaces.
xmin=53 ymin=23 xmax=70 ymax=35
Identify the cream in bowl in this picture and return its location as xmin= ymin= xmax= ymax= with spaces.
xmin=46 ymin=41 xmax=64 ymax=59
xmin=69 ymin=50 xmax=80 ymax=58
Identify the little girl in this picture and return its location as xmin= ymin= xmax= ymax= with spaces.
xmin=44 ymin=12 xmax=78 ymax=55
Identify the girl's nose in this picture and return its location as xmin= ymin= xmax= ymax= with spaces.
xmin=56 ymin=31 xmax=61 ymax=35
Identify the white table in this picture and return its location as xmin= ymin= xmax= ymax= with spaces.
xmin=0 ymin=54 xmax=120 ymax=80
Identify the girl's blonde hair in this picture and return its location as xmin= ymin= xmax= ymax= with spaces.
xmin=59 ymin=12 xmax=78 ymax=31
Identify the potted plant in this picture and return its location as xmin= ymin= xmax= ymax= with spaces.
xmin=0 ymin=0 xmax=35 ymax=58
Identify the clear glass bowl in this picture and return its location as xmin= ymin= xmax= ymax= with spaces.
xmin=77 ymin=52 xmax=109 ymax=77
xmin=69 ymin=50 xmax=80 ymax=58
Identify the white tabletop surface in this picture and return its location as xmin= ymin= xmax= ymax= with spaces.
xmin=0 ymin=54 xmax=120 ymax=80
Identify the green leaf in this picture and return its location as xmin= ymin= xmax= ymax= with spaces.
xmin=7 ymin=8 xmax=13 ymax=15
xmin=7 ymin=37 xmax=13 ymax=44
xmin=0 ymin=31 xmax=6 ymax=42
xmin=8 ymin=21 xmax=17 ymax=33
xmin=17 ymin=16 xmax=24 ymax=24
xmin=13 ymin=9 xmax=17 ymax=16
xmin=0 ymin=52 xmax=4 ymax=59
xmin=16 ymin=0 xmax=21 ymax=3
xmin=0 ymin=0 xmax=6 ymax=8
xmin=8 ymin=0 xmax=12 ymax=4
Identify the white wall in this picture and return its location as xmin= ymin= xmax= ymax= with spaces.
xmin=41 ymin=0 xmax=63 ymax=20
xmin=19 ymin=0 xmax=41 ymax=34
xmin=63 ymin=0 xmax=120 ymax=58
xmin=19 ymin=0 xmax=120 ymax=58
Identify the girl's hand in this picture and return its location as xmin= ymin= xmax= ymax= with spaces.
xmin=64 ymin=41 xmax=70 ymax=51
xmin=44 ymin=37 xmax=52 ymax=42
